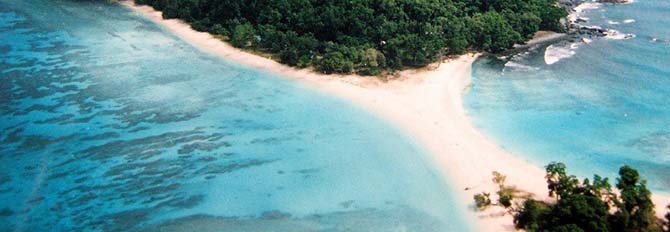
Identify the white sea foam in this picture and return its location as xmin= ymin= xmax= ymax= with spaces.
xmin=569 ymin=2 xmax=602 ymax=22
xmin=575 ymin=2 xmax=602 ymax=13
xmin=544 ymin=44 xmax=578 ymax=65
xmin=604 ymin=29 xmax=636 ymax=40
xmin=504 ymin=61 xmax=540 ymax=71
xmin=610 ymin=19 xmax=635 ymax=25
xmin=570 ymin=43 xmax=580 ymax=49
xmin=581 ymin=25 xmax=603 ymax=31
xmin=513 ymin=50 xmax=531 ymax=59
xmin=502 ymin=50 xmax=540 ymax=71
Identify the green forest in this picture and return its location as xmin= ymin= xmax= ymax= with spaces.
xmin=134 ymin=0 xmax=566 ymax=75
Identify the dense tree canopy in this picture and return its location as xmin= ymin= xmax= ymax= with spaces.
xmin=135 ymin=0 xmax=566 ymax=74
xmin=514 ymin=162 xmax=669 ymax=232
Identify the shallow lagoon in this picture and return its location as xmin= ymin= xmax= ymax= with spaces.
xmin=0 ymin=0 xmax=471 ymax=231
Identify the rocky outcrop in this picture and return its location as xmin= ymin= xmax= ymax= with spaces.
xmin=598 ymin=0 xmax=631 ymax=4
xmin=559 ymin=0 xmax=632 ymax=38
xmin=573 ymin=25 xmax=606 ymax=36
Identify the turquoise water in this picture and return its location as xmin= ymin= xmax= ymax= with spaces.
xmin=466 ymin=0 xmax=670 ymax=191
xmin=0 ymin=0 xmax=472 ymax=231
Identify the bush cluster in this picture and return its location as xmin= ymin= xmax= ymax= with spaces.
xmin=513 ymin=162 xmax=670 ymax=232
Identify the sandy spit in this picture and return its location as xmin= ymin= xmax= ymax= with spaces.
xmin=120 ymin=1 xmax=670 ymax=230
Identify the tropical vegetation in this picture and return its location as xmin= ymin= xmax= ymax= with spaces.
xmin=134 ymin=0 xmax=567 ymax=75
xmin=475 ymin=162 xmax=670 ymax=232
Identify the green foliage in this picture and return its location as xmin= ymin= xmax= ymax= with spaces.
xmin=515 ymin=163 xmax=664 ymax=232
xmin=357 ymin=48 xmax=386 ymax=76
xmin=474 ymin=192 xmax=492 ymax=210
xmin=135 ymin=0 xmax=567 ymax=74
xmin=498 ymin=191 xmax=513 ymax=208
xmin=490 ymin=171 xmax=514 ymax=208
xmin=611 ymin=165 xmax=658 ymax=232
xmin=503 ymin=10 xmax=542 ymax=40
xmin=545 ymin=162 xmax=579 ymax=199
xmin=231 ymin=23 xmax=255 ymax=48
xmin=467 ymin=11 xmax=522 ymax=52
xmin=210 ymin=23 xmax=227 ymax=36
xmin=275 ymin=32 xmax=318 ymax=66
xmin=538 ymin=2 xmax=569 ymax=32
xmin=514 ymin=199 xmax=548 ymax=231
xmin=317 ymin=51 xmax=354 ymax=74
xmin=549 ymin=224 xmax=586 ymax=232
xmin=550 ymin=194 xmax=610 ymax=232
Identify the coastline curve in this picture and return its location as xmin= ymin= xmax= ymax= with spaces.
xmin=120 ymin=1 xmax=670 ymax=230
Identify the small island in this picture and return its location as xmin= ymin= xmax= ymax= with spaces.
xmin=134 ymin=0 xmax=566 ymax=75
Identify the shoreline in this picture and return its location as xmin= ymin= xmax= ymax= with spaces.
xmin=120 ymin=1 xmax=669 ymax=231
xmin=510 ymin=31 xmax=569 ymax=52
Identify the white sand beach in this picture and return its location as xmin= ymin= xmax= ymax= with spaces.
xmin=121 ymin=1 xmax=670 ymax=231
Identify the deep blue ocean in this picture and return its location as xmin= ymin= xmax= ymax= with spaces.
xmin=0 ymin=0 xmax=471 ymax=231
xmin=466 ymin=0 xmax=670 ymax=191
